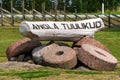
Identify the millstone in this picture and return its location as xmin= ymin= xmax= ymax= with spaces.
xmin=32 ymin=43 xmax=59 ymax=64
xmin=75 ymin=44 xmax=118 ymax=71
xmin=6 ymin=38 xmax=41 ymax=61
xmin=74 ymin=36 xmax=110 ymax=52
xmin=43 ymin=46 xmax=77 ymax=69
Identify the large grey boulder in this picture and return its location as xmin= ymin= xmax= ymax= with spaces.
xmin=32 ymin=43 xmax=59 ymax=64
xmin=32 ymin=45 xmax=46 ymax=64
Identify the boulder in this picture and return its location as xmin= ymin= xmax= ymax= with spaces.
xmin=6 ymin=38 xmax=41 ymax=61
xmin=17 ymin=54 xmax=25 ymax=61
xmin=75 ymin=44 xmax=118 ymax=71
xmin=74 ymin=36 xmax=110 ymax=52
xmin=23 ymin=54 xmax=32 ymax=62
xmin=43 ymin=46 xmax=77 ymax=69
xmin=32 ymin=45 xmax=46 ymax=64
xmin=9 ymin=57 xmax=18 ymax=61
xmin=32 ymin=44 xmax=59 ymax=64
xmin=27 ymin=59 xmax=34 ymax=64
xmin=76 ymin=66 xmax=90 ymax=71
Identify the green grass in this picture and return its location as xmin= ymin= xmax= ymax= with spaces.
xmin=0 ymin=66 xmax=120 ymax=80
xmin=0 ymin=26 xmax=120 ymax=80
xmin=0 ymin=67 xmax=61 ymax=79
xmin=1 ymin=71 xmax=60 ymax=79
xmin=0 ymin=27 xmax=23 ymax=61
xmin=95 ymin=28 xmax=120 ymax=60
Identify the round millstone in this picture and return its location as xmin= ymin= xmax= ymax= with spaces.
xmin=74 ymin=36 xmax=110 ymax=52
xmin=76 ymin=44 xmax=118 ymax=71
xmin=6 ymin=38 xmax=41 ymax=61
xmin=32 ymin=43 xmax=59 ymax=64
xmin=43 ymin=46 xmax=77 ymax=69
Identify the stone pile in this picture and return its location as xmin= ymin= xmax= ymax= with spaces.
xmin=6 ymin=36 xmax=118 ymax=71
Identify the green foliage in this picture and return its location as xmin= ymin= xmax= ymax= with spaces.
xmin=1 ymin=0 xmax=120 ymax=13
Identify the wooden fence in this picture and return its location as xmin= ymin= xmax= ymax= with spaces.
xmin=0 ymin=0 xmax=120 ymax=28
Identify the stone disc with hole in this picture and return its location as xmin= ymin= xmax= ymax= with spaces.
xmin=32 ymin=43 xmax=59 ymax=64
xmin=74 ymin=36 xmax=110 ymax=52
xmin=76 ymin=44 xmax=118 ymax=71
xmin=43 ymin=46 xmax=77 ymax=69
xmin=6 ymin=38 xmax=41 ymax=61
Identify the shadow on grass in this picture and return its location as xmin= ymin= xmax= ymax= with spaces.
xmin=0 ymin=70 xmax=60 ymax=79
xmin=65 ymin=70 xmax=102 ymax=75
xmin=101 ymin=28 xmax=120 ymax=32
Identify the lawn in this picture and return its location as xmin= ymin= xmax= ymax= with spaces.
xmin=0 ymin=26 xmax=120 ymax=80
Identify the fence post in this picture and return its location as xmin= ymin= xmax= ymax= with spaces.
xmin=32 ymin=0 xmax=35 ymax=21
xmin=22 ymin=0 xmax=25 ymax=20
xmin=108 ymin=13 xmax=111 ymax=28
xmin=42 ymin=2 xmax=46 ymax=21
xmin=11 ymin=0 xmax=14 ymax=26
xmin=0 ymin=0 xmax=3 ymax=26
xmin=64 ymin=2 xmax=66 ymax=21
xmin=54 ymin=3 xmax=57 ymax=21
xmin=75 ymin=9 xmax=77 ymax=21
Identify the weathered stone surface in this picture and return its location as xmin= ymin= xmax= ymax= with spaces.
xmin=43 ymin=46 xmax=77 ymax=69
xmin=9 ymin=57 xmax=18 ymax=61
xmin=76 ymin=66 xmax=90 ymax=71
xmin=32 ymin=45 xmax=46 ymax=64
xmin=6 ymin=38 xmax=41 ymax=61
xmin=32 ymin=43 xmax=59 ymax=64
xmin=74 ymin=36 xmax=110 ymax=52
xmin=17 ymin=54 xmax=25 ymax=61
xmin=0 ymin=62 xmax=41 ymax=70
xmin=75 ymin=44 xmax=118 ymax=71
xmin=27 ymin=59 xmax=34 ymax=64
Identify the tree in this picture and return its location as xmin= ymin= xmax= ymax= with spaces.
xmin=1 ymin=0 xmax=120 ymax=13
